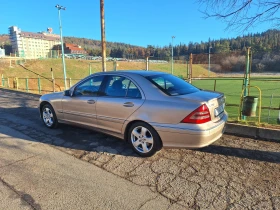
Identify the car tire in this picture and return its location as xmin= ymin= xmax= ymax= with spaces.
xmin=128 ymin=122 xmax=162 ymax=157
xmin=41 ymin=104 xmax=58 ymax=129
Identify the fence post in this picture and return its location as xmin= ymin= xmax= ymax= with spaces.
xmin=10 ymin=53 xmax=12 ymax=67
xmin=7 ymin=78 xmax=10 ymax=88
xmin=214 ymin=80 xmax=217 ymax=91
xmin=189 ymin=53 xmax=193 ymax=84
xmin=51 ymin=68 xmax=54 ymax=80
xmin=13 ymin=77 xmax=19 ymax=90
xmin=113 ymin=59 xmax=117 ymax=71
xmin=1 ymin=74 xmax=4 ymax=87
xmin=89 ymin=63 xmax=92 ymax=75
xmin=16 ymin=77 xmax=19 ymax=90
xmin=26 ymin=77 xmax=29 ymax=92
xmin=38 ymin=76 xmax=41 ymax=94
xmin=52 ymin=79 xmax=55 ymax=93
xmin=186 ymin=60 xmax=189 ymax=81
xmin=69 ymin=78 xmax=72 ymax=88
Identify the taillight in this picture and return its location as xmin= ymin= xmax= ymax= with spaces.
xmin=181 ymin=104 xmax=211 ymax=124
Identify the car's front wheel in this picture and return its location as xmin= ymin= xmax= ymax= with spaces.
xmin=128 ymin=122 xmax=162 ymax=157
xmin=41 ymin=104 xmax=58 ymax=128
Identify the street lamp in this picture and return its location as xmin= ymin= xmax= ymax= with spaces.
xmin=208 ymin=46 xmax=212 ymax=77
xmin=171 ymin=36 xmax=175 ymax=75
xmin=55 ymin=4 xmax=67 ymax=90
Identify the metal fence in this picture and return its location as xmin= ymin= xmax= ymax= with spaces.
xmin=191 ymin=77 xmax=280 ymax=125
xmin=1 ymin=74 xmax=280 ymax=125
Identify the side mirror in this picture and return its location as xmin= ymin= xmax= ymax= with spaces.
xmin=64 ymin=90 xmax=71 ymax=96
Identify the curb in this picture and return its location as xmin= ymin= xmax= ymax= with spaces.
xmin=225 ymin=123 xmax=280 ymax=142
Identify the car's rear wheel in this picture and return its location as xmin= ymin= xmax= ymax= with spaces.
xmin=41 ymin=104 xmax=58 ymax=128
xmin=128 ymin=122 xmax=161 ymax=157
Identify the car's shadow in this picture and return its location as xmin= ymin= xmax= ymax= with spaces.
xmin=0 ymin=106 xmax=279 ymax=162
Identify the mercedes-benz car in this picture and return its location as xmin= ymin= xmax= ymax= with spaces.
xmin=39 ymin=71 xmax=227 ymax=156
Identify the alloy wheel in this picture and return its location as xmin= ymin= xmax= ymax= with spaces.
xmin=131 ymin=126 xmax=154 ymax=153
xmin=42 ymin=107 xmax=54 ymax=127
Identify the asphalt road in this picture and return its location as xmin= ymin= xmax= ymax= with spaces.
xmin=0 ymin=88 xmax=280 ymax=210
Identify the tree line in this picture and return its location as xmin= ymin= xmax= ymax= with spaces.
xmin=2 ymin=29 xmax=280 ymax=59
xmin=65 ymin=29 xmax=280 ymax=61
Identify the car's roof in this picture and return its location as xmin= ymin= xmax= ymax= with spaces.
xmin=94 ymin=70 xmax=168 ymax=77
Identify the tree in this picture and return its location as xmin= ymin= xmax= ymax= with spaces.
xmin=199 ymin=0 xmax=280 ymax=31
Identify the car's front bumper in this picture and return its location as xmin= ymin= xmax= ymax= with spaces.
xmin=152 ymin=112 xmax=228 ymax=148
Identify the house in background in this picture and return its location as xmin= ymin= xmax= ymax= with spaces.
xmin=64 ymin=43 xmax=87 ymax=54
xmin=52 ymin=43 xmax=87 ymax=58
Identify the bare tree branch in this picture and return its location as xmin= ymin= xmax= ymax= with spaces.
xmin=198 ymin=0 xmax=280 ymax=32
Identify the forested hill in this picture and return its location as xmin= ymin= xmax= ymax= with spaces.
xmin=65 ymin=29 xmax=280 ymax=58
xmin=2 ymin=29 xmax=280 ymax=59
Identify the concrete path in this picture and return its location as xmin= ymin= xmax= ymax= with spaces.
xmin=0 ymin=125 xmax=173 ymax=210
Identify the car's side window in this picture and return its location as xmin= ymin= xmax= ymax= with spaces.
xmin=127 ymin=81 xmax=141 ymax=98
xmin=151 ymin=77 xmax=174 ymax=90
xmin=73 ymin=75 xmax=104 ymax=96
xmin=104 ymin=76 xmax=141 ymax=98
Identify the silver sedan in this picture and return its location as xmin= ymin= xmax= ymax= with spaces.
xmin=39 ymin=71 xmax=227 ymax=156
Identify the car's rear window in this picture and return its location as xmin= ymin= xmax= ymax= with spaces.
xmin=145 ymin=74 xmax=199 ymax=96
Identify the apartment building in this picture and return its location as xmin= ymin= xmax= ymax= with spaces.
xmin=9 ymin=26 xmax=61 ymax=59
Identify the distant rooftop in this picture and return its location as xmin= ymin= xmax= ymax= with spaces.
xmin=9 ymin=26 xmax=60 ymax=42
xmin=20 ymin=31 xmax=60 ymax=42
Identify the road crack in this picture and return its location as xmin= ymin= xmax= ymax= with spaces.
xmin=0 ymin=155 xmax=38 ymax=169
xmin=0 ymin=177 xmax=41 ymax=210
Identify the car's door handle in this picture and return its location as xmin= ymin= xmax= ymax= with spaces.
xmin=87 ymin=100 xmax=96 ymax=104
xmin=123 ymin=102 xmax=134 ymax=107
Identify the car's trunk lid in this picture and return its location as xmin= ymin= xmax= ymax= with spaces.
xmin=175 ymin=90 xmax=225 ymax=122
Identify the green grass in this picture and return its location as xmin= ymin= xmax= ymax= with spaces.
xmin=0 ymin=58 xmax=216 ymax=92
xmin=192 ymin=79 xmax=280 ymax=125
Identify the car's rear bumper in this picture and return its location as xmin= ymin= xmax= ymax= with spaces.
xmin=152 ymin=113 xmax=228 ymax=148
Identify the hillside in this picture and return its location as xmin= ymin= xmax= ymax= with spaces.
xmin=0 ymin=34 xmax=9 ymax=43
xmin=2 ymin=30 xmax=280 ymax=73
xmin=0 ymin=59 xmax=215 ymax=92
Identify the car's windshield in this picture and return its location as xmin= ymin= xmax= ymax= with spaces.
xmin=145 ymin=74 xmax=199 ymax=96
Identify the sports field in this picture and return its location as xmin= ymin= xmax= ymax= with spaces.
xmin=192 ymin=78 xmax=280 ymax=125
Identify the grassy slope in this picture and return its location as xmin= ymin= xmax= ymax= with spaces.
xmin=0 ymin=58 xmax=216 ymax=93
xmin=0 ymin=58 xmax=216 ymax=79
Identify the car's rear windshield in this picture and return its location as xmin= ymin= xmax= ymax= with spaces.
xmin=145 ymin=74 xmax=199 ymax=96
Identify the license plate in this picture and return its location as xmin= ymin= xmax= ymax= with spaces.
xmin=214 ymin=104 xmax=224 ymax=117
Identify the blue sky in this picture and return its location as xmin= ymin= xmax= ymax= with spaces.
xmin=0 ymin=0 xmax=274 ymax=47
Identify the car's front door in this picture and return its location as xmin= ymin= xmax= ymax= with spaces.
xmin=61 ymin=75 xmax=104 ymax=127
xmin=96 ymin=75 xmax=145 ymax=134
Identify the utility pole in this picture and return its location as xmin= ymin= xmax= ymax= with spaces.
xmin=208 ymin=46 xmax=212 ymax=77
xmin=100 ymin=0 xmax=106 ymax=72
xmin=171 ymin=36 xmax=175 ymax=75
xmin=55 ymin=4 xmax=67 ymax=90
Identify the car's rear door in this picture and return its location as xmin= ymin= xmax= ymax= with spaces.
xmin=95 ymin=75 xmax=145 ymax=134
xmin=61 ymin=75 xmax=104 ymax=127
